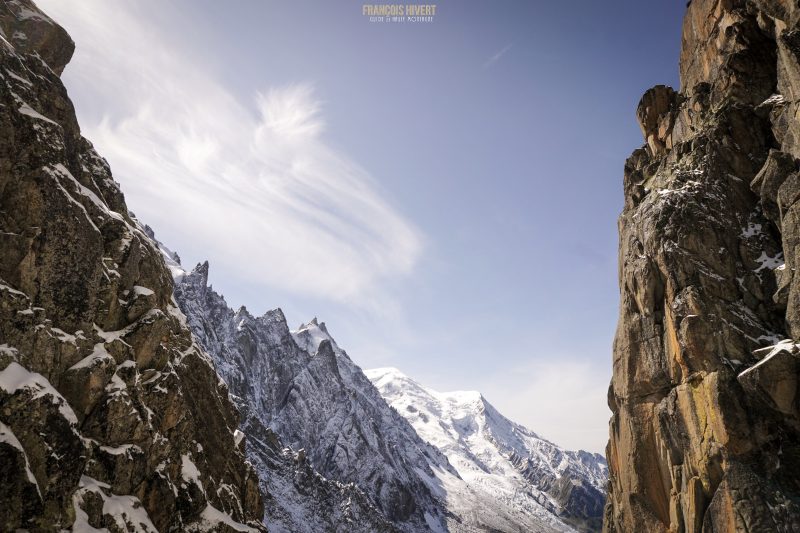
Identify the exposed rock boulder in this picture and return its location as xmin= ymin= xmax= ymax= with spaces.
xmin=0 ymin=0 xmax=73 ymax=75
xmin=737 ymin=340 xmax=800 ymax=418
xmin=636 ymin=85 xmax=679 ymax=157
xmin=0 ymin=1 xmax=265 ymax=530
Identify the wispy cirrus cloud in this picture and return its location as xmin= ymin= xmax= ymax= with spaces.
xmin=483 ymin=44 xmax=512 ymax=69
xmin=37 ymin=0 xmax=423 ymax=306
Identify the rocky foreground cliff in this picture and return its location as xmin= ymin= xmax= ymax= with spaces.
xmin=0 ymin=1 xmax=265 ymax=530
xmin=605 ymin=1 xmax=800 ymax=531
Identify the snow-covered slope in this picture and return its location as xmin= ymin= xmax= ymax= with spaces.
xmin=366 ymin=368 xmax=608 ymax=532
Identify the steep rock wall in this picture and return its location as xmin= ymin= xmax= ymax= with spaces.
xmin=605 ymin=1 xmax=800 ymax=532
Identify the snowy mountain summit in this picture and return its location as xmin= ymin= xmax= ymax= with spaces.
xmin=367 ymin=367 xmax=607 ymax=532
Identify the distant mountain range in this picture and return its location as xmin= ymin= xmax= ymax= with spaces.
xmin=162 ymin=243 xmax=607 ymax=532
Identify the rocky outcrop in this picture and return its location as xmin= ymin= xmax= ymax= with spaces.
xmin=170 ymin=259 xmax=453 ymax=532
xmin=0 ymin=1 xmax=265 ymax=530
xmin=605 ymin=1 xmax=800 ymax=532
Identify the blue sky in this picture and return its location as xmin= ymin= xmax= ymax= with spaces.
xmin=38 ymin=0 xmax=685 ymax=453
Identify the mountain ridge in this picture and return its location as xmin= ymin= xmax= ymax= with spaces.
xmin=167 ymin=255 xmax=454 ymax=532
xmin=160 ymin=246 xmax=607 ymax=532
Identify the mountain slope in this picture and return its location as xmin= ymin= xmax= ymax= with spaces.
xmin=170 ymin=259 xmax=454 ymax=532
xmin=234 ymin=397 xmax=398 ymax=533
xmin=606 ymin=0 xmax=800 ymax=531
xmin=367 ymin=367 xmax=607 ymax=532
xmin=0 ymin=1 xmax=264 ymax=530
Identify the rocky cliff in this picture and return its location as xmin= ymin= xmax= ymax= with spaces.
xmin=0 ymin=1 xmax=265 ymax=530
xmin=605 ymin=1 xmax=800 ymax=531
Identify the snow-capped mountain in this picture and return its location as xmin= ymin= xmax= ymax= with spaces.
xmin=366 ymin=368 xmax=608 ymax=532
xmin=153 ymin=232 xmax=606 ymax=532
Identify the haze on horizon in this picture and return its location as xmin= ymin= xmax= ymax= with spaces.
xmin=37 ymin=0 xmax=686 ymax=454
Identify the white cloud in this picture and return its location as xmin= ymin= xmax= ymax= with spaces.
xmin=37 ymin=0 xmax=422 ymax=306
xmin=482 ymin=357 xmax=611 ymax=454
xmin=483 ymin=44 xmax=512 ymax=69
xmin=258 ymin=85 xmax=324 ymax=139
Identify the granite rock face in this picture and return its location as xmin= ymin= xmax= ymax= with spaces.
xmin=605 ymin=1 xmax=800 ymax=532
xmin=0 ymin=1 xmax=265 ymax=530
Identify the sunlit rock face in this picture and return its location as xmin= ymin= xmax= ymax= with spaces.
xmin=0 ymin=1 xmax=265 ymax=530
xmin=605 ymin=1 xmax=800 ymax=531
